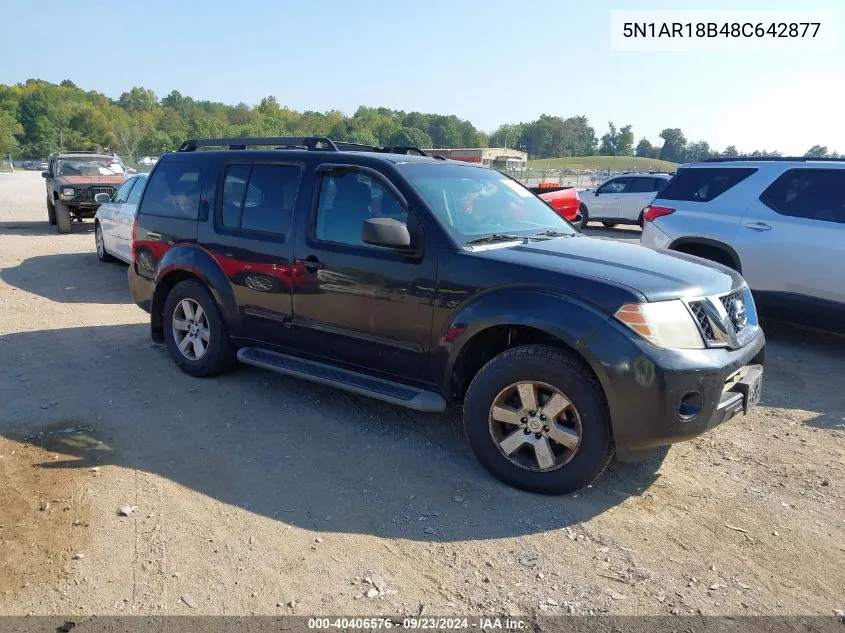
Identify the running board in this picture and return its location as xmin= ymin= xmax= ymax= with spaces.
xmin=237 ymin=348 xmax=447 ymax=412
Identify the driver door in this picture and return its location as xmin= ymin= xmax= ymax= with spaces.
xmin=290 ymin=165 xmax=435 ymax=382
xmin=589 ymin=177 xmax=631 ymax=220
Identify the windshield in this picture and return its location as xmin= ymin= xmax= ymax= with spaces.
xmin=398 ymin=163 xmax=576 ymax=243
xmin=56 ymin=157 xmax=125 ymax=177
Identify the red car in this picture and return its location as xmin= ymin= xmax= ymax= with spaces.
xmin=529 ymin=183 xmax=585 ymax=229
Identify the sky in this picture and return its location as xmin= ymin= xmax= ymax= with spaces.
xmin=2 ymin=0 xmax=842 ymax=155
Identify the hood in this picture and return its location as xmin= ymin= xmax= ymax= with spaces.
xmin=57 ymin=175 xmax=126 ymax=185
xmin=474 ymin=235 xmax=743 ymax=302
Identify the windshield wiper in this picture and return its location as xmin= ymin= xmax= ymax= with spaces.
xmin=465 ymin=234 xmax=525 ymax=246
xmin=532 ymin=230 xmax=574 ymax=238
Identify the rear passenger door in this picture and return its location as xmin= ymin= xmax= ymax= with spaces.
xmin=289 ymin=164 xmax=436 ymax=382
xmin=737 ymin=168 xmax=845 ymax=306
xmin=199 ymin=159 xmax=301 ymax=348
xmin=618 ymin=177 xmax=660 ymax=221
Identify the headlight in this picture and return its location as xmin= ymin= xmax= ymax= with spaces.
xmin=615 ymin=300 xmax=705 ymax=349
xmin=60 ymin=187 xmax=75 ymax=199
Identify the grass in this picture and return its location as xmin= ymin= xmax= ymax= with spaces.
xmin=528 ymin=155 xmax=678 ymax=172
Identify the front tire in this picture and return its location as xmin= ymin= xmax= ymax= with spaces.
xmin=94 ymin=222 xmax=115 ymax=262
xmin=163 ymin=280 xmax=238 ymax=377
xmin=55 ymin=203 xmax=71 ymax=234
xmin=463 ymin=344 xmax=613 ymax=495
xmin=572 ymin=204 xmax=589 ymax=230
xmin=47 ymin=198 xmax=56 ymax=225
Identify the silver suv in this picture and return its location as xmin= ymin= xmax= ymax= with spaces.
xmin=581 ymin=172 xmax=673 ymax=227
xmin=640 ymin=157 xmax=845 ymax=330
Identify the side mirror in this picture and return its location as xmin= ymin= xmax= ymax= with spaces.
xmin=42 ymin=171 xmax=50 ymax=179
xmin=362 ymin=217 xmax=411 ymax=249
xmin=94 ymin=192 xmax=111 ymax=204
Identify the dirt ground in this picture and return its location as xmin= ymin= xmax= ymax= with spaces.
xmin=0 ymin=171 xmax=843 ymax=618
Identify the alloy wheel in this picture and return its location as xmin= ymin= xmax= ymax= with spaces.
xmin=172 ymin=298 xmax=211 ymax=361
xmin=488 ymin=380 xmax=582 ymax=471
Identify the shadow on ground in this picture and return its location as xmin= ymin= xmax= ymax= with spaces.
xmin=0 ymin=252 xmax=128 ymax=304
xmin=758 ymin=318 xmax=845 ymax=431
xmin=0 ymin=323 xmax=667 ymax=543
xmin=0 ymin=220 xmax=95 ymax=236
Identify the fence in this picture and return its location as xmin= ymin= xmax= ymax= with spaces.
xmin=500 ymin=168 xmax=674 ymax=190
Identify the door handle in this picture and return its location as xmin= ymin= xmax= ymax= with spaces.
xmin=745 ymin=222 xmax=771 ymax=232
xmin=296 ymin=256 xmax=324 ymax=271
xmin=146 ymin=231 xmax=162 ymax=240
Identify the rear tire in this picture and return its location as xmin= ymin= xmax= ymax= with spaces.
xmin=56 ymin=203 xmax=71 ymax=234
xmin=95 ymin=222 xmax=115 ymax=262
xmin=163 ymin=280 xmax=238 ymax=377
xmin=573 ymin=204 xmax=589 ymax=230
xmin=637 ymin=211 xmax=644 ymax=228
xmin=47 ymin=198 xmax=56 ymax=225
xmin=463 ymin=344 xmax=613 ymax=495
xmin=602 ymin=222 xmax=618 ymax=228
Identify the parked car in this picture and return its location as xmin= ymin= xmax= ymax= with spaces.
xmin=580 ymin=172 xmax=673 ymax=227
xmin=42 ymin=151 xmax=127 ymax=233
xmin=93 ymin=173 xmax=148 ymax=264
xmin=127 ymin=136 xmax=765 ymax=495
xmin=640 ymin=157 xmax=845 ymax=331
xmin=528 ymin=184 xmax=583 ymax=227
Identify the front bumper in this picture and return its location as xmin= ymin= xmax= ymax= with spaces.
xmin=582 ymin=318 xmax=766 ymax=461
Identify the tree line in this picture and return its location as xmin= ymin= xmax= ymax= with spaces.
xmin=0 ymin=79 xmax=838 ymax=163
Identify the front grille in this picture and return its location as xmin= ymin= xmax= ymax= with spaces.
xmin=77 ymin=186 xmax=116 ymax=202
xmin=688 ymin=300 xmax=716 ymax=341
xmin=687 ymin=288 xmax=753 ymax=348
xmin=720 ymin=289 xmax=747 ymax=332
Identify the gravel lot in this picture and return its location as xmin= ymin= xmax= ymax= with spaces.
xmin=1 ymin=171 xmax=843 ymax=617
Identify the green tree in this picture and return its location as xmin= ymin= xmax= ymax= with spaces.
xmin=635 ymin=138 xmax=654 ymax=158
xmin=0 ymin=110 xmax=23 ymax=156
xmin=388 ymin=127 xmax=432 ymax=148
xmin=805 ymin=145 xmax=829 ymax=157
xmin=118 ymin=87 xmax=158 ymax=112
xmin=722 ymin=145 xmax=739 ymax=157
xmin=617 ymin=125 xmax=634 ymax=156
xmin=658 ymin=128 xmax=687 ymax=163
xmin=598 ymin=122 xmax=618 ymax=155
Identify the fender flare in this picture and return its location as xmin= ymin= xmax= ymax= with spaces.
xmin=667 ymin=237 xmax=742 ymax=273
xmin=441 ymin=287 xmax=614 ymax=398
xmin=151 ymin=245 xmax=240 ymax=335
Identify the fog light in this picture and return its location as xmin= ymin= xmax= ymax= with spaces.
xmin=678 ymin=391 xmax=704 ymax=421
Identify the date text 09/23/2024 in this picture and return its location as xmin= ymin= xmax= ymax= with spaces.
xmin=307 ymin=617 xmax=527 ymax=630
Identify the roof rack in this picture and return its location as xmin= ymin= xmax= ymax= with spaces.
xmin=703 ymin=156 xmax=845 ymax=163
xmin=177 ymin=137 xmax=430 ymax=156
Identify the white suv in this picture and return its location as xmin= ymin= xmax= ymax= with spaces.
xmin=580 ymin=172 xmax=673 ymax=227
xmin=640 ymin=158 xmax=845 ymax=330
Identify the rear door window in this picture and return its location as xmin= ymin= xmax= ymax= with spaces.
xmin=138 ymin=160 xmax=204 ymax=219
xmin=628 ymin=177 xmax=659 ymax=193
xmin=126 ymin=176 xmax=147 ymax=206
xmin=658 ymin=167 xmax=757 ymax=202
xmin=113 ymin=178 xmax=136 ymax=204
xmin=219 ymin=163 xmax=300 ymax=235
xmin=760 ymin=168 xmax=845 ymax=224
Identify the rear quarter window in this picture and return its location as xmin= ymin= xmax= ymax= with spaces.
xmin=138 ymin=160 xmax=205 ymax=219
xmin=658 ymin=167 xmax=757 ymax=203
xmin=759 ymin=168 xmax=845 ymax=224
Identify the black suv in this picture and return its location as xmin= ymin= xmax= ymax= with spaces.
xmin=127 ymin=137 xmax=766 ymax=494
